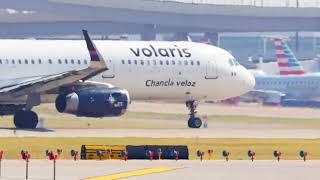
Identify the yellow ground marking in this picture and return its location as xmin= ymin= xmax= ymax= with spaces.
xmin=83 ymin=166 xmax=181 ymax=180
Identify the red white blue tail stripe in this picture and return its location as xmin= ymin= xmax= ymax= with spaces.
xmin=273 ymin=38 xmax=305 ymax=75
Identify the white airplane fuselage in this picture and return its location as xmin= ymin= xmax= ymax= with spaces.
xmin=0 ymin=40 xmax=254 ymax=103
xmin=255 ymin=74 xmax=320 ymax=101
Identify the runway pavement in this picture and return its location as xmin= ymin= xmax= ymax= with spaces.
xmin=0 ymin=103 xmax=319 ymax=179
xmin=129 ymin=102 xmax=320 ymax=119
xmin=0 ymin=102 xmax=315 ymax=139
xmin=1 ymin=126 xmax=320 ymax=139
xmin=0 ymin=160 xmax=319 ymax=180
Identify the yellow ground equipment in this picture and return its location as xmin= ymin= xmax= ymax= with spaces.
xmin=81 ymin=145 xmax=125 ymax=160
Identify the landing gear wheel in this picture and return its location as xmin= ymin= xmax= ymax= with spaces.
xmin=192 ymin=117 xmax=202 ymax=128
xmin=14 ymin=110 xmax=39 ymax=129
xmin=188 ymin=117 xmax=202 ymax=128
xmin=188 ymin=119 xmax=193 ymax=128
xmin=186 ymin=100 xmax=202 ymax=128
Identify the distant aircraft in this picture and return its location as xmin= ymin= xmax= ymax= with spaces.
xmin=0 ymin=30 xmax=255 ymax=129
xmin=272 ymin=38 xmax=305 ymax=75
xmin=243 ymin=38 xmax=320 ymax=105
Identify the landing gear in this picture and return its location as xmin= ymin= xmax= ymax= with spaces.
xmin=14 ymin=110 xmax=38 ymax=129
xmin=186 ymin=100 xmax=202 ymax=128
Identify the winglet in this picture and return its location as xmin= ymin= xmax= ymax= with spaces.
xmin=82 ymin=30 xmax=108 ymax=69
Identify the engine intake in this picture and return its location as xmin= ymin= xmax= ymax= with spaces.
xmin=56 ymin=87 xmax=129 ymax=117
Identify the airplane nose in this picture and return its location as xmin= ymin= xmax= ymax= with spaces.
xmin=245 ymin=69 xmax=256 ymax=91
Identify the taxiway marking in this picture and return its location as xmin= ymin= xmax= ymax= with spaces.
xmin=83 ymin=166 xmax=181 ymax=180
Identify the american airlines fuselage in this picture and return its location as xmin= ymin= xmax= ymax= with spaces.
xmin=255 ymin=74 xmax=320 ymax=100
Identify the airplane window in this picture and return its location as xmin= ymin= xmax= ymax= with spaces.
xmin=71 ymin=59 xmax=75 ymax=64
xmin=190 ymin=61 xmax=194 ymax=66
xmin=166 ymin=60 xmax=169 ymax=65
xmin=134 ymin=60 xmax=137 ymax=65
xmin=140 ymin=60 xmax=144 ymax=65
xmin=18 ymin=60 xmax=22 ymax=64
xmin=179 ymin=61 xmax=182 ymax=65
xmin=160 ymin=61 xmax=163 ymax=65
xmin=12 ymin=60 xmax=15 ymax=64
xmin=172 ymin=60 xmax=175 ymax=65
xmin=58 ymin=59 xmax=62 ymax=64
xmin=147 ymin=60 xmax=150 ymax=66
xmin=77 ymin=60 xmax=81 ymax=64
xmin=121 ymin=60 xmax=125 ymax=64
xmin=128 ymin=60 xmax=131 ymax=64
xmin=24 ymin=59 xmax=28 ymax=64
xmin=184 ymin=60 xmax=188 ymax=65
xmin=153 ymin=60 xmax=156 ymax=65
xmin=0 ymin=59 xmax=2 ymax=64
xmin=38 ymin=59 xmax=42 ymax=64
xmin=197 ymin=61 xmax=200 ymax=66
xmin=84 ymin=60 xmax=88 ymax=64
xmin=31 ymin=59 xmax=35 ymax=64
xmin=5 ymin=59 xmax=9 ymax=64
xmin=49 ymin=59 xmax=52 ymax=64
xmin=65 ymin=59 xmax=68 ymax=64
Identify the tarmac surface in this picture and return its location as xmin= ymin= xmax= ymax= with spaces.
xmin=129 ymin=102 xmax=320 ymax=119
xmin=0 ymin=102 xmax=314 ymax=139
xmin=0 ymin=160 xmax=319 ymax=180
xmin=0 ymin=126 xmax=319 ymax=139
xmin=0 ymin=103 xmax=319 ymax=179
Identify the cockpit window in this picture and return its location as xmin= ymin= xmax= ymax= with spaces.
xmin=228 ymin=59 xmax=235 ymax=66
xmin=233 ymin=58 xmax=240 ymax=66
xmin=229 ymin=58 xmax=240 ymax=66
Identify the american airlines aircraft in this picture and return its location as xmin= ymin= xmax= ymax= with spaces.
xmin=273 ymin=38 xmax=305 ymax=75
xmin=0 ymin=30 xmax=255 ymax=129
xmin=244 ymin=38 xmax=320 ymax=105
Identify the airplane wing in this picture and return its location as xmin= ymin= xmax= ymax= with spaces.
xmin=0 ymin=30 xmax=108 ymax=97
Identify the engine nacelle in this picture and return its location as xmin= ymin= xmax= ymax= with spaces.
xmin=55 ymin=87 xmax=129 ymax=117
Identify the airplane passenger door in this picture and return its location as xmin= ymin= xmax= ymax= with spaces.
xmin=205 ymin=60 xmax=218 ymax=79
xmin=102 ymin=60 xmax=115 ymax=78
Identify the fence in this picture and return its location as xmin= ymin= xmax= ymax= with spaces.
xmin=156 ymin=0 xmax=320 ymax=8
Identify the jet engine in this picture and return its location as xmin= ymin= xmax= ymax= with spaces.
xmin=55 ymin=87 xmax=129 ymax=117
